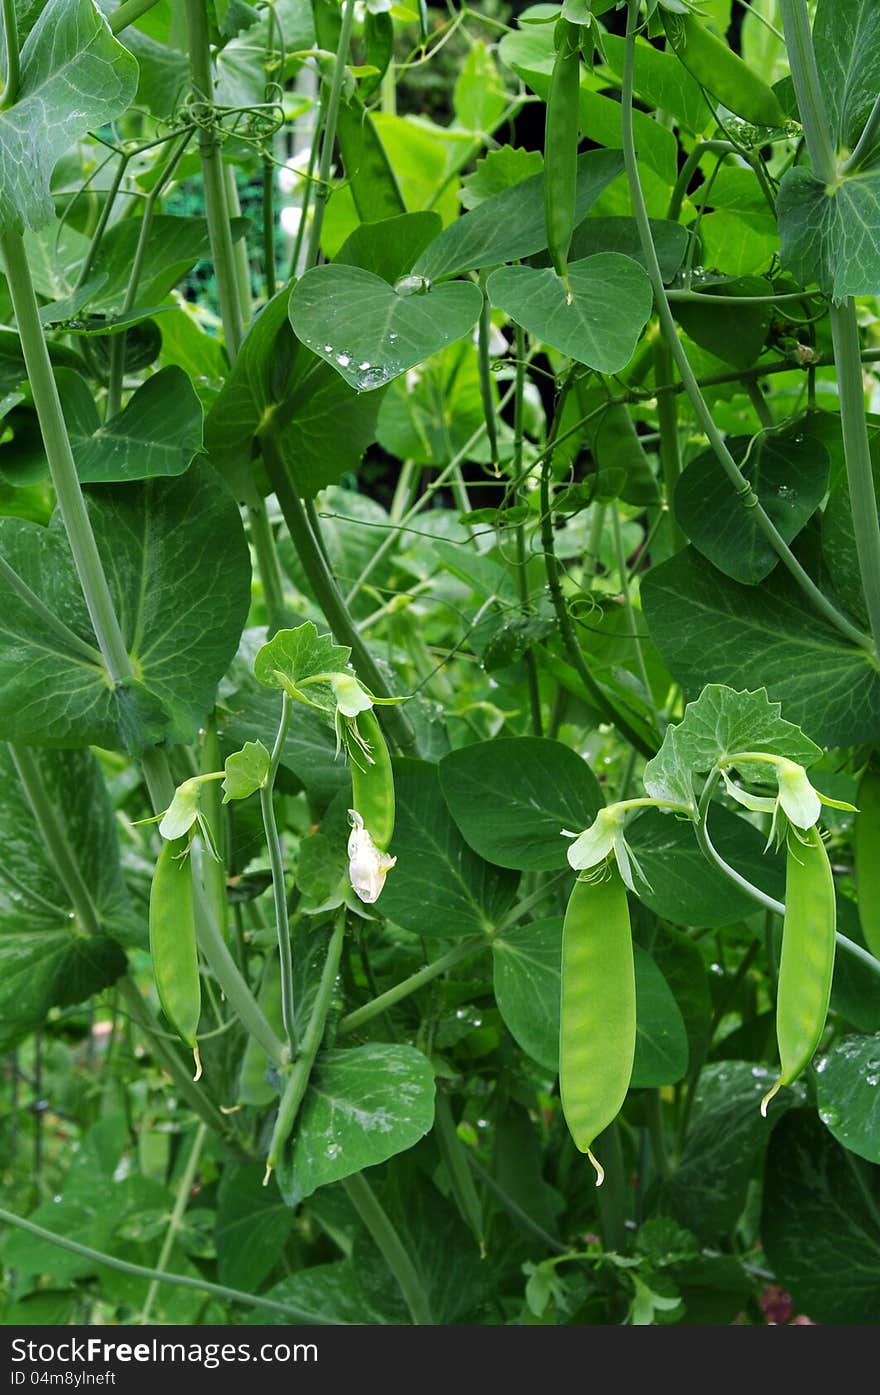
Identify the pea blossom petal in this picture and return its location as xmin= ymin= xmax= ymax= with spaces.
xmin=775 ymin=759 xmax=821 ymax=829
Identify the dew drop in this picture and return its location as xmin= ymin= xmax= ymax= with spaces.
xmin=336 ymin=352 xmax=351 ymax=367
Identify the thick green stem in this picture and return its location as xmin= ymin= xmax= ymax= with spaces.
xmin=0 ymin=1202 xmax=327 ymax=1319
xmin=262 ymin=157 xmax=277 ymax=298
xmin=777 ymin=0 xmax=836 ymax=181
xmin=224 ymin=164 xmax=253 ymax=326
xmin=305 ymin=0 xmax=357 ymax=269
xmin=265 ymin=911 xmax=345 ymax=1173
xmin=139 ymin=1122 xmax=207 ymax=1323
xmin=0 ymin=0 xmax=19 ymax=110
xmin=259 ymin=428 xmax=418 ymax=753
xmin=620 ymin=0 xmax=870 ymax=652
xmin=184 ymin=0 xmax=244 ymax=358
xmin=477 ymin=278 xmax=498 ymax=466
xmin=338 ymin=935 xmax=489 ymax=1036
xmin=108 ymin=0 xmax=161 ymax=33
xmin=0 ymin=233 xmax=134 ymax=683
xmin=248 ymin=502 xmax=289 ymax=634
xmin=653 ymin=341 xmax=685 ymax=551
xmin=260 ymin=694 xmax=297 ymax=1052
xmin=341 ymin=1172 xmax=433 ymax=1324
xmin=666 ymin=139 xmax=738 ymax=221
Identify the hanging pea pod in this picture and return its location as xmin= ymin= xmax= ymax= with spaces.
xmin=149 ymin=836 xmax=202 ymax=1081
xmin=544 ymin=18 xmax=582 ymax=292
xmin=855 ymin=760 xmax=880 ymax=957
xmin=360 ymin=10 xmax=394 ymax=100
xmin=661 ymin=13 xmax=786 ymax=127
xmin=559 ymin=867 xmax=636 ymax=1184
xmin=762 ymin=826 xmax=836 ymax=1116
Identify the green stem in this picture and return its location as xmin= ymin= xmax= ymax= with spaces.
xmin=184 ymin=0 xmax=244 ymax=358
xmin=653 ymin=341 xmax=685 ymax=550
xmin=645 ymin=1090 xmax=670 ymax=1182
xmin=584 ymin=500 xmax=607 ymax=579
xmin=338 ymin=935 xmax=489 ymax=1036
xmin=0 ymin=232 xmax=134 ymax=683
xmin=745 ymin=378 xmax=774 ymax=430
xmin=777 ymin=0 xmax=837 ymax=181
xmin=0 ymin=1202 xmax=330 ymax=1320
xmin=465 ymin=1153 xmax=568 ymax=1254
xmin=262 ymin=157 xmax=277 ymax=299
xmin=289 ymin=88 xmax=322 ymax=279
xmin=259 ymin=427 xmax=418 ymax=753
xmin=8 ymin=744 xmax=103 ymax=935
xmin=341 ymin=1172 xmax=433 ymax=1324
xmin=224 ymin=164 xmax=253 ymax=326
xmin=74 ymin=150 xmax=130 ymax=293
xmin=248 ymin=501 xmax=289 ymax=634
xmin=200 ymin=715 xmax=227 ymax=937
xmin=138 ymin=1122 xmax=207 ymax=1323
xmin=0 ymin=0 xmax=17 ymax=110
xmin=108 ymin=0 xmax=161 ymax=33
xmin=842 ymin=92 xmax=880 ymax=174
xmin=305 ymin=0 xmax=357 ymax=269
xmin=620 ymin=0 xmax=870 ymax=653
xmin=829 ymin=300 xmax=880 ymax=653
xmin=265 ymin=911 xmax=345 ymax=1173
xmin=593 ymin=1123 xmax=627 ymax=1251
xmin=666 ymin=139 xmax=739 ymax=221
xmin=0 ymin=555 xmax=103 ymax=664
xmin=260 ymin=694 xmax=297 ymax=1053
xmin=433 ymin=1091 xmax=485 ymax=1254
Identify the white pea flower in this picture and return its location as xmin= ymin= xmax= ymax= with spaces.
xmin=330 ymin=672 xmax=374 ymax=719
xmin=722 ymin=756 xmax=855 ymax=849
xmin=347 ymin=809 xmax=397 ymax=904
xmin=563 ymin=805 xmax=650 ymax=893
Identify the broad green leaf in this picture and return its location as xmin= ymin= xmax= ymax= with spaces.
xmin=289 ymin=265 xmax=483 ymax=392
xmin=600 ymin=32 xmax=711 ymax=134
xmin=253 ymin=621 xmax=351 ymax=694
xmin=644 ymin=684 xmax=822 ymax=811
xmin=248 ymin=1261 xmax=396 ymax=1325
xmin=487 ymin=255 xmax=652 ymax=374
xmin=206 ymin=284 xmax=383 ymax=501
xmin=698 ymin=210 xmax=778 ymax=278
xmin=660 ymin=1061 xmax=797 ymax=1241
xmin=814 ymin=0 xmax=880 ymax=151
xmin=762 ymin=1109 xmax=880 ymax=1324
xmin=453 ymin=40 xmax=506 ymax=132
xmin=86 ymin=215 xmax=249 ymax=315
xmin=277 ymin=1044 xmax=436 ymax=1206
xmin=222 ymin=740 xmax=269 ymax=801
xmin=641 ymin=547 xmax=880 ymax=747
xmin=815 ymin=1033 xmax=880 ymax=1163
xmin=379 ymin=759 xmax=519 ymax=938
xmin=673 ymin=428 xmax=830 ymax=585
xmin=216 ymin=1163 xmax=296 ymax=1292
xmin=652 ymin=925 xmax=713 ymax=1072
xmin=492 ymin=916 xmax=687 ymax=1085
xmin=413 ymin=150 xmax=623 ymax=282
xmin=492 ymin=916 xmax=561 ymax=1072
xmin=672 ymin=278 xmax=773 ymax=369
xmin=627 ymin=805 xmax=786 ymax=928
xmin=777 ymin=165 xmax=880 ymax=300
xmin=820 ymin=417 xmax=880 ymax=627
xmin=567 ymin=216 xmax=689 ymax=283
xmin=58 ymin=367 xmax=204 ymax=483
xmin=0 ymin=745 xmax=131 ymax=1052
xmin=439 ymin=736 xmax=604 ymax=871
xmin=0 ymin=460 xmax=251 ymax=750
xmin=0 ymin=0 xmax=138 ymax=234
xmin=334 ymin=211 xmax=442 ymax=285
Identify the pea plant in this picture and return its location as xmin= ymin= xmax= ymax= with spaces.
xmin=2 ymin=0 xmax=880 ymax=1330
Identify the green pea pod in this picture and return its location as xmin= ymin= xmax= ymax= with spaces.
xmin=762 ymin=826 xmax=836 ymax=1116
xmin=544 ymin=18 xmax=581 ymax=288
xmin=350 ymin=707 xmax=395 ymax=850
xmin=855 ymin=761 xmax=880 ymax=957
xmin=559 ymin=867 xmax=636 ymax=1184
xmin=336 ymin=97 xmax=406 ymax=224
xmin=662 ymin=14 xmax=785 ymax=127
xmin=149 ymin=836 xmax=202 ymax=1080
xmin=361 ymin=11 xmax=394 ymax=100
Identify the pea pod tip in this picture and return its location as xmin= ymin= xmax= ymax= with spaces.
xmin=760 ymin=1079 xmax=782 ymax=1118
xmin=587 ymin=1148 xmax=605 ymax=1187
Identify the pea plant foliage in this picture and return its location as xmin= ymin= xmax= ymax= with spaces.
xmin=2 ymin=0 xmax=880 ymax=1329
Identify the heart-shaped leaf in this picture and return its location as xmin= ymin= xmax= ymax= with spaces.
xmin=58 ymin=367 xmax=203 ymax=483
xmin=288 ymin=265 xmax=483 ymax=392
xmin=0 ymin=0 xmax=137 ymax=234
xmin=487 ymin=254 xmax=652 ymax=373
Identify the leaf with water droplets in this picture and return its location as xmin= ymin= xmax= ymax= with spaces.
xmin=815 ymin=1031 xmax=880 ymax=1163
xmin=288 ymin=265 xmax=483 ymax=392
xmin=673 ymin=425 xmax=830 ymax=585
xmin=275 ymin=1044 xmax=436 ymax=1206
